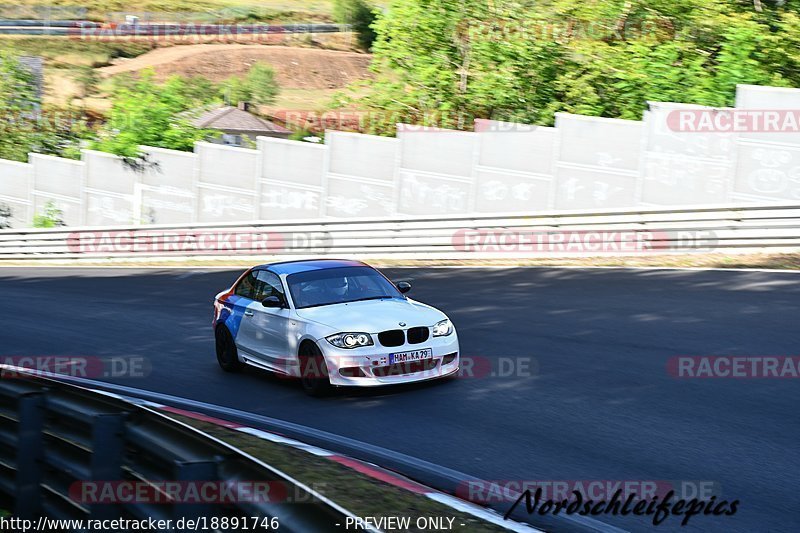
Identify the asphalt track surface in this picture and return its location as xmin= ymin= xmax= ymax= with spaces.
xmin=1 ymin=266 xmax=798 ymax=532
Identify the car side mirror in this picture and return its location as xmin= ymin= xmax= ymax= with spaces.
xmin=396 ymin=281 xmax=412 ymax=294
xmin=262 ymin=295 xmax=285 ymax=308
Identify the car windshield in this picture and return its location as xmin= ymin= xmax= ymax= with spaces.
xmin=287 ymin=266 xmax=403 ymax=309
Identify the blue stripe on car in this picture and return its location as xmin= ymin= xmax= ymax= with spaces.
xmin=220 ymin=295 xmax=248 ymax=339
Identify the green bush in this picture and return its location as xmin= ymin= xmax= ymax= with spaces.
xmin=220 ymin=63 xmax=280 ymax=107
xmin=333 ymin=0 xmax=378 ymax=50
xmin=92 ymin=70 xmax=218 ymax=159
xmin=33 ymin=201 xmax=65 ymax=228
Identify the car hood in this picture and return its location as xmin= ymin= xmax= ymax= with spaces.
xmin=295 ymin=298 xmax=446 ymax=333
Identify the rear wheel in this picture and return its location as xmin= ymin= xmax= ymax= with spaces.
xmin=299 ymin=342 xmax=332 ymax=397
xmin=216 ymin=326 xmax=242 ymax=372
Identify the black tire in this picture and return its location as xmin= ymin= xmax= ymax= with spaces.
xmin=299 ymin=343 xmax=332 ymax=397
xmin=216 ymin=326 xmax=242 ymax=372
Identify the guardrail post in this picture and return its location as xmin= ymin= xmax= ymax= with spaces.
xmin=14 ymin=392 xmax=44 ymax=518
xmin=172 ymin=460 xmax=219 ymax=523
xmin=88 ymin=414 xmax=125 ymax=520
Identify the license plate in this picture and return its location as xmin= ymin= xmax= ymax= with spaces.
xmin=389 ymin=349 xmax=433 ymax=364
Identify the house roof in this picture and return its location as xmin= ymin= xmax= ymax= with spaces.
xmin=189 ymin=106 xmax=291 ymax=134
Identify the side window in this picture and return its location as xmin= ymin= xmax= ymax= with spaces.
xmin=234 ymin=271 xmax=261 ymax=300
xmin=222 ymin=133 xmax=242 ymax=146
xmin=255 ymin=270 xmax=285 ymax=301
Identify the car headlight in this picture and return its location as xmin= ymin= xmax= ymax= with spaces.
xmin=326 ymin=332 xmax=374 ymax=349
xmin=432 ymin=319 xmax=453 ymax=337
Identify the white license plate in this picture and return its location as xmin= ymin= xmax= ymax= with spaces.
xmin=389 ymin=349 xmax=433 ymax=364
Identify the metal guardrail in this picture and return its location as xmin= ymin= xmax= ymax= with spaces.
xmin=0 ymin=368 xmax=357 ymax=531
xmin=1 ymin=203 xmax=799 ymax=261
xmin=62 ymin=377 xmax=622 ymax=533
xmin=0 ymin=20 xmax=100 ymax=27
xmin=0 ymin=21 xmax=344 ymax=35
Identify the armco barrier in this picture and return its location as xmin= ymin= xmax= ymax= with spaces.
xmin=0 ymin=367 xmax=359 ymax=530
xmin=0 ymin=203 xmax=799 ymax=260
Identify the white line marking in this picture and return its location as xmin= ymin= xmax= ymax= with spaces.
xmin=424 ymin=492 xmax=543 ymax=532
xmin=236 ymin=427 xmax=334 ymax=457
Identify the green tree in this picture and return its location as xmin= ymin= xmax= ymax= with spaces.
xmin=0 ymin=52 xmax=87 ymax=162
xmin=92 ymin=71 xmax=217 ymax=159
xmin=350 ymin=0 xmax=800 ymax=133
xmin=334 ymin=0 xmax=378 ymax=50
xmin=220 ymin=63 xmax=280 ymax=107
xmin=348 ymin=0 xmax=565 ymax=130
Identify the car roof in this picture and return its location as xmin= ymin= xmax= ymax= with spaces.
xmin=259 ymin=259 xmax=369 ymax=275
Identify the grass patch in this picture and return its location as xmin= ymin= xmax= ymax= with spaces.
xmin=0 ymin=37 xmax=156 ymax=68
xmin=166 ymin=413 xmax=509 ymax=532
xmin=0 ymin=37 xmax=155 ymax=107
xmin=269 ymin=87 xmax=340 ymax=110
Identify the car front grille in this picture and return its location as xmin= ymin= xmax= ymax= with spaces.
xmin=406 ymin=326 xmax=429 ymax=344
xmin=372 ymin=358 xmax=438 ymax=377
xmin=378 ymin=329 xmax=405 ymax=347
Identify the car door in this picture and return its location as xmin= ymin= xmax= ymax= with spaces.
xmin=229 ymin=269 xmax=264 ymax=358
xmin=236 ymin=269 xmax=294 ymax=372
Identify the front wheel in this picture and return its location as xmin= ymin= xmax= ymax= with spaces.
xmin=216 ymin=326 xmax=242 ymax=372
xmin=299 ymin=343 xmax=332 ymax=397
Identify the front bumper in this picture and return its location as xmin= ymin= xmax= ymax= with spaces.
xmin=320 ymin=332 xmax=460 ymax=387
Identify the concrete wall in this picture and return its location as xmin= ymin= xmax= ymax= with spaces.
xmin=2 ymin=83 xmax=800 ymax=228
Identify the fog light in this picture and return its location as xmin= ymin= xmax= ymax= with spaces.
xmin=339 ymin=367 xmax=366 ymax=377
xmin=441 ymin=353 xmax=458 ymax=365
